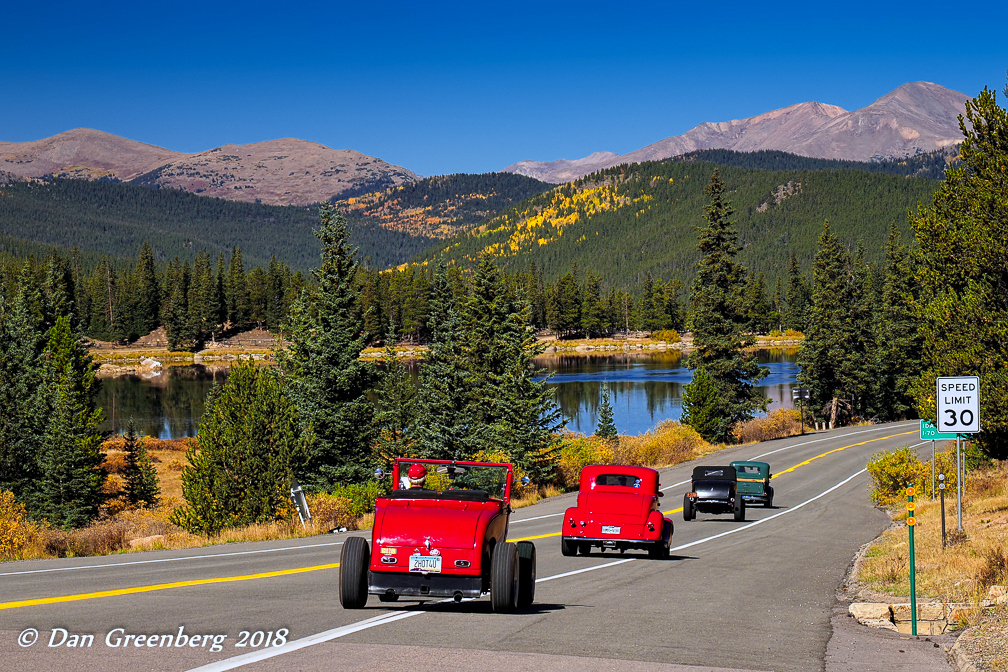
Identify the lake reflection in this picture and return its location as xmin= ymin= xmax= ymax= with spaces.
xmin=540 ymin=348 xmax=800 ymax=436
xmin=96 ymin=348 xmax=800 ymax=439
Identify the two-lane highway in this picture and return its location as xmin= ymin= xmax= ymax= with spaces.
xmin=1 ymin=422 xmax=932 ymax=671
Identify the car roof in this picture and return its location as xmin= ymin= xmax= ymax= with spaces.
xmin=692 ymin=465 xmax=737 ymax=481
xmin=579 ymin=464 xmax=660 ymax=492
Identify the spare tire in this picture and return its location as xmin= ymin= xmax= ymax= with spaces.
xmin=339 ymin=536 xmax=370 ymax=609
xmin=516 ymin=541 xmax=536 ymax=608
xmin=491 ymin=542 xmax=519 ymax=612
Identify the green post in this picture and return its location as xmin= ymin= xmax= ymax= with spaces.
xmin=907 ymin=485 xmax=917 ymax=636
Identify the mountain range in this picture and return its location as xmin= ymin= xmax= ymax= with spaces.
xmin=503 ymin=82 xmax=969 ymax=183
xmin=0 ymin=130 xmax=417 ymax=206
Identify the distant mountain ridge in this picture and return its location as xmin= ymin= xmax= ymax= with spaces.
xmin=0 ymin=130 xmax=417 ymax=206
xmin=505 ymin=82 xmax=969 ymax=183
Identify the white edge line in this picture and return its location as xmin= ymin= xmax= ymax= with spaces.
xmin=0 ymin=541 xmax=345 ymax=577
xmin=186 ymin=466 xmax=875 ymax=672
xmin=653 ymin=423 xmax=915 ymax=491
xmin=669 ymin=467 xmax=868 ymax=552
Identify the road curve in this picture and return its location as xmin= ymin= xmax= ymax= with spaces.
xmin=0 ymin=421 xmax=944 ymax=671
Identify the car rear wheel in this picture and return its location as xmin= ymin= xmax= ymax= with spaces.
xmin=765 ymin=487 xmax=774 ymax=508
xmin=734 ymin=496 xmax=746 ymax=522
xmin=578 ymin=542 xmax=591 ymax=556
xmin=560 ymin=537 xmax=577 ymax=557
xmin=339 ymin=536 xmax=370 ymax=609
xmin=683 ymin=494 xmax=694 ymax=521
xmin=516 ymin=541 xmax=536 ymax=609
xmin=491 ymin=542 xmax=519 ymax=612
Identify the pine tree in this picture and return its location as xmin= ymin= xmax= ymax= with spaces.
xmin=596 ymin=387 xmax=617 ymax=441
xmin=581 ymin=269 xmax=605 ymax=338
xmin=37 ymin=316 xmax=105 ymax=528
xmin=122 ymin=418 xmax=159 ymax=509
xmin=171 ymin=361 xmax=311 ymax=534
xmin=227 ymin=247 xmax=250 ymax=332
xmin=875 ymin=222 xmax=921 ymax=420
xmin=910 ymin=85 xmax=1008 ymax=456
xmin=135 ymin=242 xmax=161 ymax=335
xmin=413 ymin=263 xmax=480 ymax=460
xmin=278 ymin=204 xmax=375 ymax=488
xmin=687 ymin=170 xmax=768 ymax=441
xmin=681 ymin=367 xmax=721 ymax=443
xmin=784 ymin=252 xmax=811 ymax=332
xmin=374 ymin=324 xmax=416 ymax=460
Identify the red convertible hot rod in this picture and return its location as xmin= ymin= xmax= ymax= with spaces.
xmin=339 ymin=458 xmax=536 ymax=612
xmin=560 ymin=465 xmax=673 ymax=558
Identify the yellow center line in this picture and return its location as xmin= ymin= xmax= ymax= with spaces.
xmin=518 ymin=429 xmax=916 ymax=538
xmin=0 ymin=562 xmax=340 ymax=611
xmin=9 ymin=429 xmax=918 ymax=610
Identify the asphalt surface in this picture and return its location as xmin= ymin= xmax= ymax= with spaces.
xmin=0 ymin=421 xmax=956 ymax=672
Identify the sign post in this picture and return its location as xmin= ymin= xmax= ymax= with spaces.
xmin=937 ymin=377 xmax=980 ymax=533
xmin=920 ymin=421 xmax=955 ymax=500
xmin=939 ymin=473 xmax=946 ymax=549
xmin=907 ymin=485 xmax=917 ymax=637
xmin=792 ymin=387 xmax=809 ymax=435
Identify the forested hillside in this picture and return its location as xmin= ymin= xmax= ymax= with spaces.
xmin=338 ymin=172 xmax=551 ymax=239
xmin=0 ymin=178 xmax=433 ymax=271
xmin=669 ymin=147 xmax=956 ymax=180
xmin=415 ymin=159 xmax=939 ymax=292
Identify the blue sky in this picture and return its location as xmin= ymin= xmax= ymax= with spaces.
xmin=3 ymin=1 xmax=1006 ymax=176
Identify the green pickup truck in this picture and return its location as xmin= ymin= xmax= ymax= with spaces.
xmin=730 ymin=461 xmax=773 ymax=508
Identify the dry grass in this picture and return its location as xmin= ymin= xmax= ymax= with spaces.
xmin=731 ymin=409 xmax=804 ymax=444
xmin=512 ymin=484 xmax=564 ymax=510
xmin=858 ymin=459 xmax=1008 ymax=603
xmin=614 ymin=419 xmax=715 ymax=469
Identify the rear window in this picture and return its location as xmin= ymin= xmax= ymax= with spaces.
xmin=702 ymin=469 xmax=727 ymax=478
xmin=595 ymin=474 xmax=642 ymax=488
xmin=737 ymin=466 xmax=762 ymax=475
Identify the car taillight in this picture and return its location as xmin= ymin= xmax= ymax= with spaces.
xmin=647 ymin=521 xmax=654 ymax=531
xmin=454 ymin=560 xmax=470 ymax=568
xmin=568 ymin=518 xmax=575 ymax=528
xmin=687 ymin=492 xmax=696 ymax=498
xmin=579 ymin=520 xmax=585 ymax=527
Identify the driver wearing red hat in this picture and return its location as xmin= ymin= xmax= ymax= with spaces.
xmin=406 ymin=463 xmax=427 ymax=489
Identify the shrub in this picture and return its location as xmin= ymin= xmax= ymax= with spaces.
xmin=783 ymin=328 xmax=804 ymax=339
xmin=327 ymin=481 xmax=381 ymax=518
xmin=975 ymin=546 xmax=1008 ymax=592
xmin=867 ymin=446 xmax=929 ymax=505
xmin=731 ymin=409 xmax=802 ymax=444
xmin=768 ymin=329 xmax=783 ymax=338
xmin=556 ymin=435 xmax=614 ymax=489
xmin=0 ymin=491 xmax=39 ymax=560
xmin=617 ymin=420 xmax=704 ymax=468
xmin=305 ymin=493 xmax=355 ymax=531
xmin=652 ymin=329 xmax=681 ymax=343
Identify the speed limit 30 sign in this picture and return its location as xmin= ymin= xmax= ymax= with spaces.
xmin=937 ymin=376 xmax=980 ymax=434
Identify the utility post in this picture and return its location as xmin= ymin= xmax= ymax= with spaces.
xmin=792 ymin=387 xmax=809 ymax=435
xmin=907 ymin=484 xmax=917 ymax=637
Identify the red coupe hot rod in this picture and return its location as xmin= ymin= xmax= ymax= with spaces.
xmin=560 ymin=465 xmax=673 ymax=558
xmin=339 ymin=458 xmax=536 ymax=612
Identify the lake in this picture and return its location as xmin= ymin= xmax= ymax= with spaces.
xmin=96 ymin=348 xmax=800 ymax=439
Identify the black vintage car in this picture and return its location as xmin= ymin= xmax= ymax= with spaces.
xmin=683 ymin=465 xmax=745 ymax=522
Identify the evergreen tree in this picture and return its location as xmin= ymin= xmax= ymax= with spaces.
xmin=413 ymin=263 xmax=478 ymax=460
xmin=227 ymin=247 xmax=250 ymax=332
xmin=171 ymin=361 xmax=311 ymax=534
xmin=784 ymin=252 xmax=810 ymax=332
xmin=595 ymin=387 xmax=617 ymax=441
xmin=688 ymin=170 xmax=768 ymax=441
xmin=0 ymin=277 xmax=47 ymax=508
xmin=37 ymin=317 xmax=105 ymax=528
xmin=910 ymin=85 xmax=1008 ymax=456
xmin=681 ymin=367 xmax=721 ymax=443
xmin=581 ymin=269 xmax=605 ymax=338
xmin=374 ymin=325 xmax=416 ymax=459
xmin=875 ymin=222 xmax=922 ymax=420
xmin=279 ymin=204 xmax=375 ymax=488
xmin=122 ymin=418 xmax=159 ymax=509
xmin=135 ymin=242 xmax=161 ymax=335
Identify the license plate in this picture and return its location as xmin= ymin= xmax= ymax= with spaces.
xmin=408 ymin=555 xmax=442 ymax=573
xmin=601 ymin=525 xmax=621 ymax=535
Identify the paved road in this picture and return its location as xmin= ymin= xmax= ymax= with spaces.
xmin=0 ymin=422 xmax=951 ymax=671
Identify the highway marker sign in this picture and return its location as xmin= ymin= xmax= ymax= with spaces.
xmin=919 ymin=420 xmax=956 ymax=441
xmin=936 ymin=376 xmax=980 ymax=434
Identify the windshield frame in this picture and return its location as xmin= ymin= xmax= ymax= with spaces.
xmin=391 ymin=458 xmax=514 ymax=504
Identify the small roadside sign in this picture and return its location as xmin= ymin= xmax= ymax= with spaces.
xmin=920 ymin=420 xmax=956 ymax=441
xmin=791 ymin=387 xmax=810 ymax=401
xmin=936 ymin=376 xmax=981 ymax=434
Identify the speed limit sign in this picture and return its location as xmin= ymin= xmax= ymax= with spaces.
xmin=937 ymin=376 xmax=980 ymax=434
